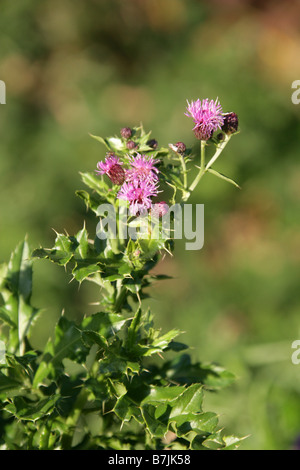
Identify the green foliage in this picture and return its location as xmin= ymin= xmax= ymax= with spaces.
xmin=0 ymin=123 xmax=243 ymax=450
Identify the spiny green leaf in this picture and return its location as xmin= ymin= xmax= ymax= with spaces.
xmin=150 ymin=329 xmax=182 ymax=352
xmin=1 ymin=239 xmax=41 ymax=355
xmin=113 ymin=394 xmax=143 ymax=424
xmin=33 ymin=316 xmax=82 ymax=387
xmin=72 ymin=262 xmax=102 ymax=283
xmin=169 ymin=384 xmax=203 ymax=417
xmin=126 ymin=307 xmax=142 ymax=350
xmin=74 ymin=226 xmax=89 ymax=259
xmin=5 ymin=395 xmax=59 ymax=421
xmin=81 ymin=330 xmax=107 ymax=349
xmin=162 ymin=354 xmax=235 ymax=390
xmin=79 ymin=171 xmax=111 ymax=197
xmin=90 ymin=133 xmax=126 ymax=153
xmin=140 ymin=386 xmax=186 ymax=405
xmin=171 ymin=411 xmax=218 ymax=438
xmin=107 ymin=379 xmax=127 ymax=399
xmin=81 ymin=311 xmax=128 ymax=339
xmin=0 ymin=371 xmax=21 ymax=394
xmin=141 ymin=404 xmax=169 ymax=438
xmin=89 ymin=133 xmax=110 ymax=148
xmin=222 ymin=435 xmax=248 ymax=450
xmin=76 ymin=189 xmax=105 ymax=214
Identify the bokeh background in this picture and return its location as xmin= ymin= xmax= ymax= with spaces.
xmin=1 ymin=0 xmax=300 ymax=450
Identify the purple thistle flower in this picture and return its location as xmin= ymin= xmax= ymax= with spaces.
xmin=125 ymin=154 xmax=159 ymax=184
xmin=96 ymin=155 xmax=125 ymax=185
xmin=117 ymin=179 xmax=159 ymax=216
xmin=185 ymin=98 xmax=224 ymax=141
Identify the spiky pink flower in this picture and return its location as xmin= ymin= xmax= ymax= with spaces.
xmin=96 ymin=155 xmax=125 ymax=185
xmin=117 ymin=179 xmax=159 ymax=215
xmin=125 ymin=154 xmax=159 ymax=184
xmin=185 ymin=98 xmax=224 ymax=141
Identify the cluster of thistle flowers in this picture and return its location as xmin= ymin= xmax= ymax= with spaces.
xmin=96 ymin=98 xmax=238 ymax=217
xmin=96 ymin=134 xmax=166 ymax=217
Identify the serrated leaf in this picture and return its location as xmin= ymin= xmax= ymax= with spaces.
xmin=140 ymin=386 xmax=186 ymax=405
xmin=81 ymin=330 xmax=107 ymax=349
xmin=5 ymin=395 xmax=58 ymax=421
xmin=222 ymin=435 xmax=248 ymax=450
xmin=74 ymin=226 xmax=89 ymax=259
xmin=90 ymin=134 xmax=126 ymax=153
xmin=113 ymin=394 xmax=142 ymax=424
xmin=137 ymin=238 xmax=167 ymax=260
xmin=169 ymin=384 xmax=203 ymax=417
xmin=81 ymin=312 xmax=128 ymax=339
xmin=107 ymin=136 xmax=125 ymax=151
xmin=126 ymin=307 xmax=142 ymax=351
xmin=72 ymin=262 xmax=102 ymax=283
xmin=79 ymin=171 xmax=110 ymax=196
xmin=163 ymin=354 xmax=235 ymax=390
xmin=1 ymin=239 xmax=41 ymax=355
xmin=32 ymin=235 xmax=74 ymax=267
xmin=124 ymin=282 xmax=140 ymax=294
xmin=141 ymin=404 xmax=169 ymax=438
xmin=151 ymin=329 xmax=182 ymax=351
xmin=33 ymin=316 xmax=82 ymax=387
xmin=171 ymin=411 xmax=218 ymax=437
xmin=107 ymin=379 xmax=127 ymax=399
xmin=89 ymin=134 xmax=111 ymax=149
xmin=200 ymin=430 xmax=225 ymax=450
xmin=76 ymin=189 xmax=105 ymax=214
xmin=0 ymin=371 xmax=21 ymax=394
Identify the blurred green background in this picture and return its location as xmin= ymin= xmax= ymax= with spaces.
xmin=1 ymin=0 xmax=300 ymax=450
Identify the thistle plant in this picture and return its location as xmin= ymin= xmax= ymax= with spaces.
xmin=0 ymin=99 xmax=244 ymax=450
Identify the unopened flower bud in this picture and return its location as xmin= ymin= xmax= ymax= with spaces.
xmin=222 ymin=112 xmax=239 ymax=135
xmin=147 ymin=139 xmax=158 ymax=149
xmin=120 ymin=127 xmax=132 ymax=139
xmin=127 ymin=140 xmax=138 ymax=150
xmin=175 ymin=142 xmax=186 ymax=154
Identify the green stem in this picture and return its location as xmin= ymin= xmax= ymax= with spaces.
xmin=205 ymin=134 xmax=231 ymax=171
xmin=188 ymin=140 xmax=207 ymax=193
xmin=179 ymin=153 xmax=188 ymax=189
xmin=187 ymin=135 xmax=232 ymax=197
xmin=169 ymin=144 xmax=189 ymax=201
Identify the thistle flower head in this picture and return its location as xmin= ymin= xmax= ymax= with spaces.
xmin=96 ymin=155 xmax=125 ymax=185
xmin=185 ymin=98 xmax=224 ymax=141
xmin=125 ymin=153 xmax=159 ymax=184
xmin=117 ymin=179 xmax=159 ymax=216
